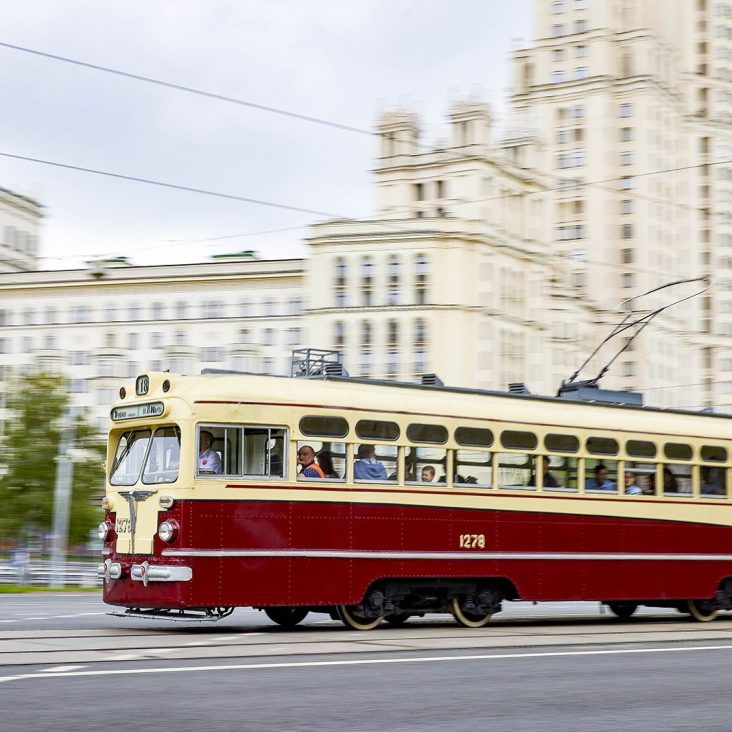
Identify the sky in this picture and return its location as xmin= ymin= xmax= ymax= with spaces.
xmin=1 ymin=0 xmax=532 ymax=268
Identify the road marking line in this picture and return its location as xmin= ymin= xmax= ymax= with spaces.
xmin=42 ymin=666 xmax=88 ymax=673
xmin=2 ymin=643 xmax=732 ymax=684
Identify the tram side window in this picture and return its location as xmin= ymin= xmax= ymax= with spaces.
xmin=544 ymin=456 xmax=578 ymax=492
xmin=406 ymin=446 xmax=447 ymax=484
xmin=497 ymin=453 xmax=534 ymax=490
xmin=701 ymin=466 xmax=727 ymax=497
xmin=142 ymin=427 xmax=180 ymax=484
xmin=585 ymin=459 xmax=618 ymax=493
xmin=354 ymin=443 xmax=397 ymax=482
xmin=662 ymin=464 xmax=692 ymax=496
xmin=625 ymin=461 xmax=655 ymax=495
xmin=455 ymin=449 xmax=492 ymax=488
xmin=110 ymin=430 xmax=151 ymax=486
xmin=296 ymin=440 xmax=346 ymax=480
xmin=197 ymin=425 xmax=286 ymax=478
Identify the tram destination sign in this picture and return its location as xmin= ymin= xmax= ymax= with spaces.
xmin=111 ymin=401 xmax=164 ymax=421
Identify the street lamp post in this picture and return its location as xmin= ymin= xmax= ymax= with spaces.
xmin=49 ymin=411 xmax=74 ymax=589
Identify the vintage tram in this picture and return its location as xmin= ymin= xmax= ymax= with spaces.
xmin=99 ymin=351 xmax=732 ymax=629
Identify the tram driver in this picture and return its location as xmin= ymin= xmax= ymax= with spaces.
xmin=198 ymin=430 xmax=222 ymax=474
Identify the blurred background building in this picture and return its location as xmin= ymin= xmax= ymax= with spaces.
xmin=1 ymin=0 xmax=731 ymax=436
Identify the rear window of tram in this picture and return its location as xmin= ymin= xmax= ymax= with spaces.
xmin=665 ymin=442 xmax=692 ymax=461
xmin=500 ymin=430 xmax=537 ymax=450
xmin=545 ymin=434 xmax=579 ymax=453
xmin=626 ymin=440 xmax=656 ymax=458
xmin=299 ymin=416 xmax=349 ymax=438
xmin=356 ymin=419 xmax=400 ymax=441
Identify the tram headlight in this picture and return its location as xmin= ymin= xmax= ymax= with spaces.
xmin=97 ymin=521 xmax=112 ymax=541
xmin=158 ymin=520 xmax=178 ymax=543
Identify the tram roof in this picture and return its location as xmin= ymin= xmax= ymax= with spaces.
xmin=147 ymin=370 xmax=732 ymax=442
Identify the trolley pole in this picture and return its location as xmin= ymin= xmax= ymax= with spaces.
xmin=49 ymin=411 xmax=74 ymax=589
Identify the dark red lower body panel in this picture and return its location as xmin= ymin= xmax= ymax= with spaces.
xmin=102 ymin=499 xmax=732 ymax=609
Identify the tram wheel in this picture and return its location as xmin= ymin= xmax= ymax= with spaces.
xmin=383 ymin=613 xmax=411 ymax=625
xmin=451 ymin=597 xmax=492 ymax=628
xmin=686 ymin=599 xmax=719 ymax=622
xmin=607 ymin=602 xmax=638 ymax=619
xmin=337 ymin=605 xmax=383 ymax=631
xmin=264 ymin=607 xmax=309 ymax=628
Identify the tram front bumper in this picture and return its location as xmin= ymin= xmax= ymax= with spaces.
xmin=130 ymin=561 xmax=193 ymax=587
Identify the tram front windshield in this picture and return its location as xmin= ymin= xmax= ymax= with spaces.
xmin=110 ymin=427 xmax=181 ymax=486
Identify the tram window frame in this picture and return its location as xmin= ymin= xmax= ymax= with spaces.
xmin=295 ymin=440 xmax=346 ymax=481
xmin=196 ymin=423 xmax=287 ymax=479
xmin=355 ymin=419 xmax=400 ymax=441
xmin=626 ymin=440 xmax=657 ymax=459
xmin=454 ymin=448 xmax=492 ymax=488
xmin=544 ymin=433 xmax=580 ymax=454
xmin=406 ymin=423 xmax=448 ymax=445
xmin=700 ymin=465 xmax=727 ymax=498
xmin=500 ymin=430 xmax=538 ymax=451
xmin=664 ymin=442 xmax=692 ymax=461
xmin=585 ymin=458 xmax=618 ymax=493
xmin=405 ymin=446 xmax=447 ymax=485
xmin=543 ymin=455 xmax=579 ymax=492
xmin=586 ymin=436 xmax=619 ymax=456
xmin=353 ymin=443 xmax=398 ymax=483
xmin=141 ymin=426 xmax=181 ymax=485
xmin=661 ymin=463 xmax=692 ymax=497
xmin=497 ymin=452 xmax=536 ymax=490
xmin=455 ymin=426 xmax=494 ymax=448
xmin=701 ymin=445 xmax=727 ymax=463
xmin=299 ymin=415 xmax=349 ymax=439
xmin=625 ymin=461 xmax=656 ymax=496
xmin=110 ymin=429 xmax=152 ymax=486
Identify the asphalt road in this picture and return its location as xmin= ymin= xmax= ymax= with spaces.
xmin=3 ymin=595 xmax=732 ymax=731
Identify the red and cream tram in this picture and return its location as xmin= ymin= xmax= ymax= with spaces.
xmin=99 ymin=352 xmax=732 ymax=629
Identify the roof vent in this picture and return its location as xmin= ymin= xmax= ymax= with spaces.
xmin=508 ymin=382 xmax=531 ymax=395
xmin=557 ymin=380 xmax=643 ymax=406
xmin=421 ymin=373 xmax=444 ymax=387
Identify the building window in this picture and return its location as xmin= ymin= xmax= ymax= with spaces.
xmin=202 ymin=301 xmax=223 ymax=319
xmin=415 ymin=253 xmax=429 ymax=305
xmin=553 ymin=49 xmax=566 ymax=61
xmin=551 ymin=0 xmax=566 ymax=12
xmin=151 ymin=302 xmax=164 ymax=320
xmin=620 ymin=127 xmax=633 ymax=142
xmin=575 ymin=67 xmax=588 ymax=79
xmin=174 ymin=330 xmax=186 ymax=345
xmin=105 ymin=332 xmax=117 ymax=348
xmin=238 ymin=328 xmax=250 ymax=344
xmin=263 ymin=299 xmax=276 ymax=317
xmin=552 ymin=70 xmax=567 ymax=83
xmin=575 ymin=44 xmax=588 ymax=58
xmin=286 ymin=328 xmax=300 ymax=346
xmin=335 ymin=257 xmax=347 ymax=307
xmin=621 ymin=272 xmax=634 ymax=288
xmin=552 ymin=23 xmax=566 ymax=37
xmin=575 ymin=19 xmax=588 ymax=33
xmin=387 ymin=255 xmax=400 ymax=305
xmin=150 ymin=332 xmax=163 ymax=348
xmin=361 ymin=321 xmax=372 ymax=377
xmin=435 ymin=180 xmax=446 ymax=199
xmin=414 ymin=182 xmax=424 ymax=201
xmin=288 ymin=298 xmax=302 ymax=315
xmin=361 ymin=256 xmax=374 ymax=307
xmin=575 ymin=0 xmax=587 ymax=8
xmin=620 ymin=176 xmax=634 ymax=190
xmin=263 ymin=328 xmax=274 ymax=346
xmin=621 ymin=223 xmax=633 ymax=239
xmin=619 ymin=102 xmax=634 ymax=118
xmin=620 ymin=151 xmax=633 ymax=166
xmin=200 ymin=347 xmax=225 ymax=362
xmin=334 ymin=321 xmax=345 ymax=349
xmin=128 ymin=304 xmax=141 ymax=322
xmin=621 ymin=199 xmax=633 ymax=214
xmin=621 ymin=248 xmax=634 ymax=264
xmin=176 ymin=301 xmax=188 ymax=319
xmin=128 ymin=332 xmax=138 ymax=350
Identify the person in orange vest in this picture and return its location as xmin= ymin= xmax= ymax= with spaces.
xmin=297 ymin=445 xmax=324 ymax=478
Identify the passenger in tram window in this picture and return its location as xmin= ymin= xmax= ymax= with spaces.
xmin=420 ymin=465 xmax=436 ymax=482
xmin=645 ymin=473 xmax=656 ymax=495
xmin=624 ymin=471 xmax=642 ymax=496
xmin=662 ymin=466 xmax=679 ymax=494
xmin=528 ymin=456 xmax=558 ymax=488
xmin=297 ymin=445 xmax=324 ymax=479
xmin=585 ymin=463 xmax=614 ymax=491
xmin=317 ymin=450 xmax=339 ymax=479
xmin=354 ymin=444 xmax=387 ymax=481
xmin=198 ymin=430 xmax=222 ymax=474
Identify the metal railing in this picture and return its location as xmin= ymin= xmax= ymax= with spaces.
xmin=0 ymin=560 xmax=101 ymax=588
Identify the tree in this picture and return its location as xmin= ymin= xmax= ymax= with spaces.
xmin=0 ymin=370 xmax=105 ymax=547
